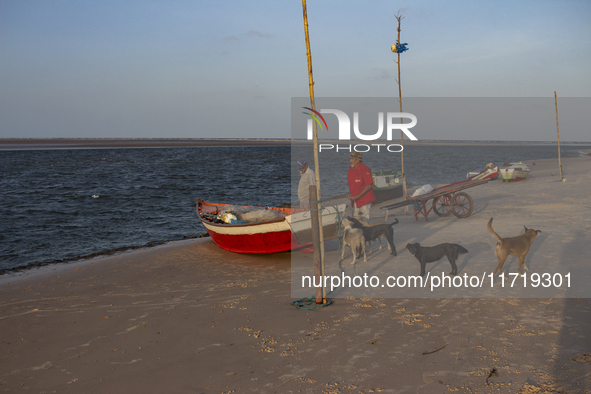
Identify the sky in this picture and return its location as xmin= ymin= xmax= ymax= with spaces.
xmin=0 ymin=0 xmax=589 ymax=141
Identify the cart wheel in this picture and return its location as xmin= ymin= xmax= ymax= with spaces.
xmin=433 ymin=194 xmax=453 ymax=217
xmin=452 ymin=192 xmax=474 ymax=218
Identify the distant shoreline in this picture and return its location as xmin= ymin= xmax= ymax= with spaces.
xmin=0 ymin=138 xmax=293 ymax=150
xmin=1 ymin=138 xmax=590 ymax=150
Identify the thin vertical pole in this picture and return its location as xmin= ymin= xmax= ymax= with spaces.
xmin=554 ymin=91 xmax=563 ymax=181
xmin=302 ymin=0 xmax=326 ymax=303
xmin=395 ymin=14 xmax=409 ymax=215
xmin=309 ymin=185 xmax=322 ymax=303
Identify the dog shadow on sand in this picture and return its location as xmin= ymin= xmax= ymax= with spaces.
xmin=525 ymin=230 xmax=547 ymax=270
xmin=323 ymin=247 xmax=396 ymax=298
xmin=450 ymin=241 xmax=491 ymax=275
xmin=355 ymin=248 xmax=397 ymax=276
xmin=336 ymin=245 xmax=397 ymax=281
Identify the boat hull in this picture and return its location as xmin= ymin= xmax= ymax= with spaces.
xmin=372 ymin=185 xmax=404 ymax=203
xmin=467 ymin=167 xmax=498 ymax=180
xmin=500 ymin=166 xmax=530 ymax=181
xmin=202 ymin=220 xmax=296 ymax=254
xmin=372 ymin=172 xmax=403 ymax=202
xmin=196 ymin=200 xmax=345 ymax=254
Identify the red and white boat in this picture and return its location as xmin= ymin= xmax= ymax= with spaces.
xmin=467 ymin=163 xmax=499 ymax=180
xmin=196 ymin=199 xmax=346 ymax=254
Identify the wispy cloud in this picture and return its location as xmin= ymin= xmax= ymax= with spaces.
xmin=372 ymin=69 xmax=392 ymax=80
xmin=245 ymin=30 xmax=272 ymax=38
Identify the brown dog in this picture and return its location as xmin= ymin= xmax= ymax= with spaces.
xmin=341 ymin=218 xmax=366 ymax=265
xmin=487 ymin=218 xmax=541 ymax=278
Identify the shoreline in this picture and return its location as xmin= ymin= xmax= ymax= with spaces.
xmin=4 ymin=155 xmax=589 ymax=284
xmin=2 ymin=153 xmax=590 ymax=275
xmin=0 ymin=234 xmax=210 ymax=277
xmin=0 ymin=238 xmax=209 ymax=287
xmin=0 ymin=138 xmax=294 ymax=150
xmin=1 ymin=138 xmax=590 ymax=150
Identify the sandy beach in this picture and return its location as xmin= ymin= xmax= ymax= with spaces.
xmin=1 ymin=155 xmax=590 ymax=393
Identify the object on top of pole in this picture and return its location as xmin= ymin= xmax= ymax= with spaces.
xmin=391 ymin=42 xmax=409 ymax=53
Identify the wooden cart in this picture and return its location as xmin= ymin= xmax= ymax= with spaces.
xmin=381 ymin=178 xmax=489 ymax=221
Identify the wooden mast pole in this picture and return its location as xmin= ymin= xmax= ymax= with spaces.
xmin=302 ymin=0 xmax=326 ymax=304
xmin=394 ymin=14 xmax=409 ymax=215
xmin=554 ymin=91 xmax=563 ymax=181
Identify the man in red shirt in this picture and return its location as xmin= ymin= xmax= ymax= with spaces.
xmin=347 ymin=152 xmax=376 ymax=220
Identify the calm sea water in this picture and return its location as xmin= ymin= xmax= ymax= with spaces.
xmin=1 ymin=144 xmax=589 ymax=271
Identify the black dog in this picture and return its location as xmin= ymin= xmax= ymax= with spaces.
xmin=347 ymin=217 xmax=399 ymax=256
xmin=406 ymin=243 xmax=468 ymax=276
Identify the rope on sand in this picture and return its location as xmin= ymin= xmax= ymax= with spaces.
xmin=291 ymin=297 xmax=332 ymax=310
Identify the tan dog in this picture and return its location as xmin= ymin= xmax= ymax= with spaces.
xmin=341 ymin=218 xmax=366 ymax=265
xmin=355 ymin=217 xmax=390 ymax=252
xmin=488 ymin=218 xmax=541 ymax=278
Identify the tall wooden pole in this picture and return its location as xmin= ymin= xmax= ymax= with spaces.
xmin=554 ymin=91 xmax=563 ymax=181
xmin=394 ymin=14 xmax=409 ymax=215
xmin=309 ymin=185 xmax=322 ymax=303
xmin=302 ymin=0 xmax=326 ymax=303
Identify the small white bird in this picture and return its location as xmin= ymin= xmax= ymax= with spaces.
xmin=92 ymin=195 xmax=99 ymax=198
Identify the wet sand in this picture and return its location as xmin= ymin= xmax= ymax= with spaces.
xmin=1 ymin=156 xmax=590 ymax=393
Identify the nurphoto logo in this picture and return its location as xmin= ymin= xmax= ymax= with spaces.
xmin=303 ymin=107 xmax=418 ymax=153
